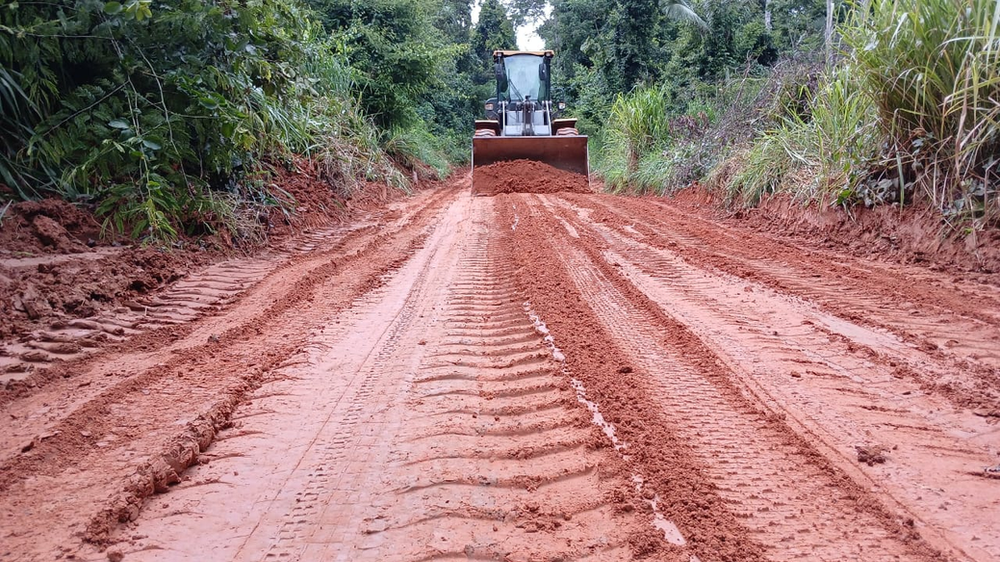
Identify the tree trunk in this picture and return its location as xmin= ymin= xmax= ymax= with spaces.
xmin=764 ymin=0 xmax=772 ymax=32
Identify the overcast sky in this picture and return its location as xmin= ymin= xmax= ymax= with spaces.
xmin=470 ymin=1 xmax=548 ymax=51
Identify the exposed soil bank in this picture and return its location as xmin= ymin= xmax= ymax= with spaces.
xmin=473 ymin=159 xmax=591 ymax=196
xmin=0 ymin=161 xmax=415 ymax=341
xmin=670 ymin=186 xmax=1000 ymax=276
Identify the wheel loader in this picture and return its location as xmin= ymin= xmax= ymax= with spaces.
xmin=471 ymin=50 xmax=589 ymax=187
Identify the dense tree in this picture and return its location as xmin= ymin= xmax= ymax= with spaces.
xmin=435 ymin=0 xmax=474 ymax=44
xmin=540 ymin=0 xmax=825 ymax=117
xmin=0 ymin=0 xmax=373 ymax=236
xmin=604 ymin=0 xmax=661 ymax=91
xmin=306 ymin=0 xmax=453 ymax=129
xmin=498 ymin=0 xmax=548 ymax=28
xmin=420 ymin=0 xmax=484 ymax=146
xmin=1 ymin=0 xmax=513 ymax=235
xmin=473 ymin=0 xmax=518 ymax=69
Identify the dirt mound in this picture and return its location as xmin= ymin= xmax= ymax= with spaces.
xmin=0 ymin=200 xmax=215 ymax=339
xmin=0 ymin=247 xmax=207 ymax=339
xmin=0 ymin=198 xmax=104 ymax=257
xmin=472 ymin=159 xmax=590 ymax=196
xmin=262 ymin=157 xmax=416 ymax=238
xmin=667 ymin=185 xmax=1000 ymax=275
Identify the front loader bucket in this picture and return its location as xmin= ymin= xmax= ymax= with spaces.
xmin=472 ymin=135 xmax=589 ymax=185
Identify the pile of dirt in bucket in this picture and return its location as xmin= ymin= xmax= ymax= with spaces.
xmin=472 ymin=159 xmax=590 ymax=196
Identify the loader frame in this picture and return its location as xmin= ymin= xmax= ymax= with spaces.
xmin=471 ymin=50 xmax=589 ymax=185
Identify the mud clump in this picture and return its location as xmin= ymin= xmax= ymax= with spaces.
xmin=0 ymin=198 xmax=103 ymax=257
xmin=31 ymin=214 xmax=89 ymax=253
xmin=473 ymin=159 xmax=590 ymax=196
xmin=0 ymin=247 xmax=205 ymax=339
xmin=855 ymin=445 xmax=888 ymax=466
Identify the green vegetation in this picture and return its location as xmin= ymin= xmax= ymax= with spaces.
xmin=5 ymin=0 xmax=996 ymax=239
xmin=843 ymin=0 xmax=1000 ymax=222
xmin=2 ymin=0 xmax=385 ymax=239
xmin=542 ymin=0 xmax=1000 ymax=227
xmin=707 ymin=0 xmax=1000 ymax=225
xmin=0 ymin=0 xmax=514 ymax=241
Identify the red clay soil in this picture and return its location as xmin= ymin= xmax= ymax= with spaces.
xmin=494 ymin=196 xmax=767 ymax=562
xmin=0 ymin=160 xmax=418 ymax=341
xmin=566 ymin=192 xmax=1000 ymax=413
xmin=497 ymin=194 xmax=953 ymax=561
xmin=0 ymin=198 xmax=105 ymax=256
xmin=0 ymin=185 xmax=454 ymax=561
xmin=0 ymin=247 xmax=208 ymax=340
xmin=262 ymin=158 xmax=351 ymax=236
xmin=473 ymin=159 xmax=591 ymax=196
xmin=4 ymin=177 xmax=998 ymax=561
xmin=671 ymin=185 xmax=1000 ymax=275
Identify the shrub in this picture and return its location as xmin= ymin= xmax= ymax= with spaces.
xmin=1 ymin=0 xmax=410 ymax=240
xmin=842 ymin=0 xmax=1000 ymax=220
xmin=597 ymin=85 xmax=672 ymax=193
xmin=714 ymin=63 xmax=878 ymax=206
xmin=382 ymin=124 xmax=453 ymax=181
xmin=717 ymin=0 xmax=1000 ymax=223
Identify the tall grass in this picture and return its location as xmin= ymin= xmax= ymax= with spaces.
xmin=595 ymin=58 xmax=820 ymax=196
xmin=710 ymin=0 xmax=1000 ymax=226
xmin=842 ymin=0 xmax=1000 ymax=218
xmin=598 ymin=85 xmax=672 ymax=193
xmin=714 ymin=63 xmax=879 ymax=206
xmin=382 ymin=124 xmax=452 ymax=181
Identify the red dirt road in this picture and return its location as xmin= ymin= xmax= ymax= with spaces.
xmin=1 ymin=174 xmax=998 ymax=562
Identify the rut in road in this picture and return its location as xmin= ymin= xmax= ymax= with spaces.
xmin=105 ymin=194 xmax=664 ymax=561
xmin=546 ymin=193 xmax=1000 ymax=560
xmin=562 ymin=193 xmax=1000 ymax=409
xmin=497 ymin=193 xmax=957 ymax=562
xmin=505 ymin=192 xmax=999 ymax=562
xmin=0 ymin=186 xmax=456 ymax=561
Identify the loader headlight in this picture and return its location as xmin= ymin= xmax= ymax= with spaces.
xmin=485 ymin=103 xmax=494 ymax=111
xmin=558 ymin=102 xmax=567 ymax=110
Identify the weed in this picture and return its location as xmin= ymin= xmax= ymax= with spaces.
xmin=842 ymin=0 xmax=1000 ymax=220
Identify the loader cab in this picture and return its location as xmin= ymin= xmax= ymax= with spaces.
xmin=496 ymin=52 xmax=551 ymax=104
xmin=492 ymin=50 xmax=554 ymax=137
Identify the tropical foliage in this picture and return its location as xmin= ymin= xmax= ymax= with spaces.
xmin=5 ymin=0 xmax=996 ymax=238
xmin=542 ymin=0 xmax=1000 ymax=227
xmin=0 ymin=0 xmax=503 ymax=240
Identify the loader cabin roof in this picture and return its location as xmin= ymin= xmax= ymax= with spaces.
xmin=493 ymin=50 xmax=554 ymax=57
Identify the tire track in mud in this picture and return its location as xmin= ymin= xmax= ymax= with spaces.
xmin=0 ymin=186 xmax=454 ymax=459
xmin=500 ymin=194 xmax=944 ymax=562
xmin=496 ymin=196 xmax=766 ymax=562
xmin=0 ymin=186 xmax=457 ymax=561
xmin=104 ymin=193 xmax=658 ymax=562
xmin=0 ymin=186 xmax=455 ymax=403
xmin=362 ymin=221 xmax=641 ymax=561
xmin=560 ymin=194 xmax=1000 ymax=412
xmin=542 ymin=195 xmax=999 ymax=561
